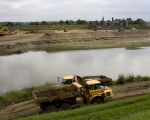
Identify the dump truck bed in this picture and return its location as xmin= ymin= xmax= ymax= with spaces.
xmin=33 ymin=87 xmax=76 ymax=103
xmin=82 ymin=75 xmax=112 ymax=84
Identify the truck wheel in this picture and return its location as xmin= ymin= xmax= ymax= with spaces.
xmin=92 ymin=98 xmax=104 ymax=104
xmin=60 ymin=103 xmax=71 ymax=110
xmin=44 ymin=105 xmax=58 ymax=113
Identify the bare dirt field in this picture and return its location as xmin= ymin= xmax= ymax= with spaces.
xmin=0 ymin=29 xmax=150 ymax=55
xmin=0 ymin=80 xmax=150 ymax=120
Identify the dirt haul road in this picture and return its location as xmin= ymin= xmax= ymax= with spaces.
xmin=1 ymin=29 xmax=150 ymax=55
xmin=0 ymin=80 xmax=150 ymax=120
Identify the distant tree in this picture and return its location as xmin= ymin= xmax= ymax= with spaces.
xmin=69 ymin=20 xmax=75 ymax=25
xmin=91 ymin=20 xmax=98 ymax=26
xmin=50 ymin=21 xmax=58 ymax=25
xmin=111 ymin=17 xmax=115 ymax=26
xmin=59 ymin=20 xmax=63 ymax=25
xmin=121 ymin=18 xmax=127 ymax=26
xmin=5 ymin=22 xmax=14 ymax=26
xmin=101 ymin=16 xmax=105 ymax=25
xmin=30 ymin=22 xmax=40 ymax=25
xmin=41 ymin=21 xmax=48 ymax=25
xmin=136 ymin=18 xmax=146 ymax=25
xmin=65 ymin=20 xmax=70 ymax=25
xmin=112 ymin=17 xmax=114 ymax=22
xmin=76 ymin=19 xmax=87 ymax=25
xmin=15 ymin=22 xmax=23 ymax=26
xmin=107 ymin=20 xmax=111 ymax=25
xmin=126 ymin=18 xmax=133 ymax=24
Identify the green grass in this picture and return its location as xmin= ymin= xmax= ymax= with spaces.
xmin=17 ymin=94 xmax=150 ymax=120
xmin=0 ymin=83 xmax=53 ymax=110
xmin=125 ymin=46 xmax=142 ymax=50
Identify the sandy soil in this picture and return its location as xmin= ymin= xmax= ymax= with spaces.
xmin=0 ymin=29 xmax=150 ymax=55
xmin=0 ymin=80 xmax=150 ymax=120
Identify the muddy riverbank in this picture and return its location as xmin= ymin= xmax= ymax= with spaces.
xmin=0 ymin=29 xmax=150 ymax=55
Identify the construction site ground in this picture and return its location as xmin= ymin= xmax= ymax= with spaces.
xmin=0 ymin=80 xmax=150 ymax=120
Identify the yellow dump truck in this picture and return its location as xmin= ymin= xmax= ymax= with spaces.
xmin=33 ymin=79 xmax=113 ymax=113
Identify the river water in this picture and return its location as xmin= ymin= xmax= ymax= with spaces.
xmin=0 ymin=47 xmax=150 ymax=92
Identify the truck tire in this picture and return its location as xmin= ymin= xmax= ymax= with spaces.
xmin=44 ymin=105 xmax=58 ymax=113
xmin=60 ymin=103 xmax=71 ymax=110
xmin=92 ymin=97 xmax=104 ymax=104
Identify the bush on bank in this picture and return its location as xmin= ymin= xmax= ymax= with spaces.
xmin=115 ymin=74 xmax=150 ymax=85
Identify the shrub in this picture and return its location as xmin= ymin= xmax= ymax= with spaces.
xmin=115 ymin=74 xmax=150 ymax=85
xmin=142 ymin=76 xmax=150 ymax=81
xmin=116 ymin=75 xmax=126 ymax=84
xmin=136 ymin=75 xmax=143 ymax=82
xmin=126 ymin=74 xmax=135 ymax=82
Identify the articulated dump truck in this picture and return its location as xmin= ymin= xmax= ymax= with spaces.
xmin=33 ymin=76 xmax=113 ymax=113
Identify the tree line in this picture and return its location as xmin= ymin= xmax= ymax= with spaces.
xmin=0 ymin=17 xmax=147 ymax=29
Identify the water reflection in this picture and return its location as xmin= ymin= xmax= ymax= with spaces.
xmin=0 ymin=47 xmax=150 ymax=92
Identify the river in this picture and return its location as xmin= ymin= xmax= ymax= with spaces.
xmin=0 ymin=47 xmax=150 ymax=92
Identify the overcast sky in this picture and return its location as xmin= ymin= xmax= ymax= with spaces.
xmin=0 ymin=0 xmax=150 ymax=22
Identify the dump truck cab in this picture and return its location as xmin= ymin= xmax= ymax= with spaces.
xmin=58 ymin=75 xmax=77 ymax=88
xmin=61 ymin=75 xmax=76 ymax=85
xmin=84 ymin=79 xmax=113 ymax=104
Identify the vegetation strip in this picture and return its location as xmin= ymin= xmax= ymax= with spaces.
xmin=0 ymin=83 xmax=53 ymax=110
xmin=114 ymin=74 xmax=150 ymax=85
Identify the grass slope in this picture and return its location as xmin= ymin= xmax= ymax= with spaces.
xmin=17 ymin=94 xmax=150 ymax=120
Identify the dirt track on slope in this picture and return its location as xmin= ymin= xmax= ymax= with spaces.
xmin=0 ymin=80 xmax=150 ymax=120
xmin=0 ymin=29 xmax=150 ymax=55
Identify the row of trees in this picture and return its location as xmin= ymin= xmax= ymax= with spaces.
xmin=27 ymin=18 xmax=147 ymax=26
xmin=0 ymin=17 xmax=147 ymax=27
